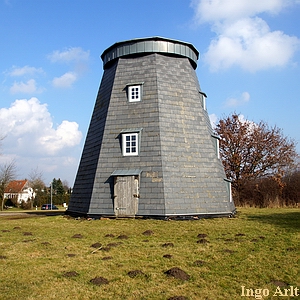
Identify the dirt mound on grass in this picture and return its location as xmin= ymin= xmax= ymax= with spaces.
xmin=117 ymin=234 xmax=128 ymax=240
xmin=101 ymin=246 xmax=111 ymax=251
xmin=193 ymin=260 xmax=205 ymax=266
xmin=168 ymin=296 xmax=188 ymax=300
xmin=164 ymin=267 xmax=190 ymax=281
xmin=67 ymin=254 xmax=76 ymax=257
xmin=23 ymin=232 xmax=32 ymax=236
xmin=197 ymin=233 xmax=207 ymax=238
xmin=62 ymin=271 xmax=79 ymax=277
xmin=107 ymin=242 xmax=122 ymax=247
xmin=90 ymin=276 xmax=109 ymax=286
xmin=162 ymin=242 xmax=174 ymax=247
xmin=101 ymin=242 xmax=122 ymax=252
xmin=197 ymin=238 xmax=209 ymax=244
xmin=105 ymin=234 xmax=115 ymax=237
xmin=41 ymin=242 xmax=50 ymax=245
xmin=127 ymin=270 xmax=145 ymax=278
xmin=223 ymin=249 xmax=235 ymax=254
xmin=235 ymin=233 xmax=245 ymax=236
xmin=270 ymin=280 xmax=289 ymax=287
xmin=224 ymin=238 xmax=234 ymax=242
xmin=286 ymin=247 xmax=296 ymax=251
xmin=102 ymin=256 xmax=112 ymax=260
xmin=72 ymin=234 xmax=83 ymax=238
xmin=91 ymin=242 xmax=102 ymax=248
xmin=142 ymin=230 xmax=154 ymax=236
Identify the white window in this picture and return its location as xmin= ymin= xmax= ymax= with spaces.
xmin=229 ymin=182 xmax=232 ymax=202
xmin=122 ymin=133 xmax=139 ymax=156
xmin=128 ymin=85 xmax=141 ymax=102
xmin=212 ymin=135 xmax=220 ymax=159
xmin=199 ymin=91 xmax=207 ymax=110
xmin=202 ymin=94 xmax=206 ymax=110
xmin=216 ymin=138 xmax=220 ymax=159
xmin=224 ymin=179 xmax=233 ymax=202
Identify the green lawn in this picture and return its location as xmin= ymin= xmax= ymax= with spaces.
xmin=0 ymin=208 xmax=299 ymax=299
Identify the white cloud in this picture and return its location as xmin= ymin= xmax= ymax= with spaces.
xmin=208 ymin=113 xmax=258 ymax=132
xmin=0 ymin=98 xmax=82 ymax=183
xmin=0 ymin=97 xmax=82 ymax=156
xmin=47 ymin=47 xmax=90 ymax=63
xmin=209 ymin=113 xmax=218 ymax=128
xmin=10 ymin=79 xmax=41 ymax=94
xmin=52 ymin=72 xmax=77 ymax=88
xmin=47 ymin=47 xmax=89 ymax=88
xmin=9 ymin=65 xmax=44 ymax=77
xmin=204 ymin=17 xmax=300 ymax=72
xmin=39 ymin=120 xmax=82 ymax=155
xmin=191 ymin=0 xmax=288 ymax=23
xmin=191 ymin=0 xmax=300 ymax=72
xmin=225 ymin=91 xmax=250 ymax=107
xmin=238 ymin=114 xmax=258 ymax=132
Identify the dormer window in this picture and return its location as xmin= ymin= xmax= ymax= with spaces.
xmin=224 ymin=178 xmax=233 ymax=202
xmin=120 ymin=128 xmax=143 ymax=156
xmin=199 ymin=91 xmax=207 ymax=110
xmin=123 ymin=133 xmax=138 ymax=156
xmin=129 ymin=86 xmax=140 ymax=102
xmin=126 ymin=83 xmax=144 ymax=102
xmin=211 ymin=134 xmax=220 ymax=159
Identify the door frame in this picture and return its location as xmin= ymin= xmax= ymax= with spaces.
xmin=111 ymin=170 xmax=142 ymax=217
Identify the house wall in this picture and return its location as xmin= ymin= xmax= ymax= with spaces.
xmin=4 ymin=187 xmax=35 ymax=204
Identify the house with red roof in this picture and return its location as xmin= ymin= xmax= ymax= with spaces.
xmin=4 ymin=180 xmax=35 ymax=204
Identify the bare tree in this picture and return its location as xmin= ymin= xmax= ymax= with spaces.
xmin=62 ymin=180 xmax=70 ymax=192
xmin=0 ymin=134 xmax=6 ymax=156
xmin=0 ymin=160 xmax=17 ymax=211
xmin=28 ymin=167 xmax=45 ymax=188
xmin=28 ymin=167 xmax=46 ymax=208
xmin=214 ymin=113 xmax=298 ymax=204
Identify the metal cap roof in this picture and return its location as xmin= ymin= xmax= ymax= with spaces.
xmin=101 ymin=36 xmax=199 ymax=69
xmin=111 ymin=169 xmax=143 ymax=176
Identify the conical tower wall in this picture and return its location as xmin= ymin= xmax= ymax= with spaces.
xmin=68 ymin=37 xmax=235 ymax=218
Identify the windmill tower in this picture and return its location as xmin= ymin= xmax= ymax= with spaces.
xmin=67 ymin=37 xmax=236 ymax=219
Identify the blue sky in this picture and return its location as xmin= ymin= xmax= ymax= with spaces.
xmin=0 ymin=0 xmax=299 ymax=186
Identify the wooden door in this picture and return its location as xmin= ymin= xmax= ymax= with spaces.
xmin=114 ymin=176 xmax=139 ymax=217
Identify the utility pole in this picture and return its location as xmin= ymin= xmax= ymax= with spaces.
xmin=50 ymin=182 xmax=52 ymax=210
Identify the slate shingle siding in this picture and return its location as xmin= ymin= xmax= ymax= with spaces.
xmin=68 ymin=38 xmax=236 ymax=218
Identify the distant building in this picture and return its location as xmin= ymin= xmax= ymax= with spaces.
xmin=67 ymin=37 xmax=236 ymax=219
xmin=4 ymin=180 xmax=35 ymax=204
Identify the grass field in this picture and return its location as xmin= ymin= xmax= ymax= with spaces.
xmin=0 ymin=208 xmax=299 ymax=300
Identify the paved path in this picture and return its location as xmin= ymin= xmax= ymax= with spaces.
xmin=0 ymin=210 xmax=65 ymax=218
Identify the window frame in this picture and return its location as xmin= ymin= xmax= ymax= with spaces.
xmin=122 ymin=132 xmax=139 ymax=156
xmin=120 ymin=128 xmax=143 ymax=157
xmin=224 ymin=178 xmax=233 ymax=203
xmin=199 ymin=91 xmax=207 ymax=111
xmin=126 ymin=82 xmax=144 ymax=103
xmin=211 ymin=134 xmax=220 ymax=159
